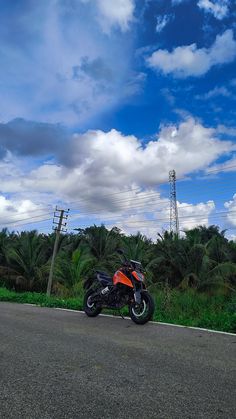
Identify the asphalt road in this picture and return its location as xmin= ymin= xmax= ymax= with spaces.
xmin=0 ymin=303 xmax=236 ymax=419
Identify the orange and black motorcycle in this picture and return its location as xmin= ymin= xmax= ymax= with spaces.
xmin=83 ymin=250 xmax=154 ymax=325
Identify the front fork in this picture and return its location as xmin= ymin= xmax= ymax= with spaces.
xmin=133 ymin=282 xmax=145 ymax=305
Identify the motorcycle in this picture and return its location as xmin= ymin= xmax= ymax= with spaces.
xmin=83 ymin=249 xmax=155 ymax=325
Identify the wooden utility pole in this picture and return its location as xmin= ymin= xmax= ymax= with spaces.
xmin=169 ymin=170 xmax=179 ymax=236
xmin=46 ymin=207 xmax=69 ymax=297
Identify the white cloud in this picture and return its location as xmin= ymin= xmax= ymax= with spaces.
xmin=224 ymin=194 xmax=236 ymax=226
xmin=198 ymin=0 xmax=230 ymax=20
xmin=56 ymin=118 xmax=234 ymax=188
xmin=102 ymin=196 xmax=215 ymax=239
xmin=112 ymin=198 xmax=216 ymax=239
xmin=196 ymin=86 xmax=233 ymax=100
xmin=216 ymin=125 xmax=236 ymax=136
xmin=0 ymin=195 xmax=45 ymax=227
xmin=147 ymin=29 xmax=236 ymax=78
xmin=0 ymin=118 xmax=234 ymax=206
xmin=83 ymin=0 xmax=135 ymax=32
xmin=0 ymin=117 xmax=235 ymax=235
xmin=98 ymin=0 xmax=135 ymax=32
xmin=206 ymin=156 xmax=236 ymax=174
xmin=156 ymin=14 xmax=173 ymax=33
xmin=178 ymin=200 xmax=215 ymax=230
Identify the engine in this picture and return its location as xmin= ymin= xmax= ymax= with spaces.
xmin=100 ymin=284 xmax=128 ymax=308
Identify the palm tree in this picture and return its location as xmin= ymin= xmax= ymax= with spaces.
xmin=5 ymin=231 xmax=49 ymax=291
xmin=151 ymin=231 xmax=186 ymax=287
xmin=55 ymin=246 xmax=95 ymax=296
xmin=152 ymin=229 xmax=236 ymax=293
xmin=185 ymin=225 xmax=226 ymax=245
xmin=79 ymin=225 xmax=122 ymax=273
xmin=122 ymin=232 xmax=153 ymax=262
xmin=0 ymin=228 xmax=10 ymax=267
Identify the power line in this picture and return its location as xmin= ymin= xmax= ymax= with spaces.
xmin=1 ymin=184 xmax=232 ymax=227
xmin=0 ymin=203 xmax=53 ymax=220
xmin=68 ymin=209 xmax=236 ymax=229
xmin=1 ymin=213 xmax=52 ymax=228
xmin=64 ymin=163 xmax=236 ymax=208
xmin=67 ymin=199 xmax=215 ymax=221
xmin=204 ymin=164 xmax=236 ymax=174
xmin=115 ymin=209 xmax=236 ymax=224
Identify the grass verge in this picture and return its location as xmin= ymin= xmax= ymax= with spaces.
xmin=0 ymin=287 xmax=235 ymax=333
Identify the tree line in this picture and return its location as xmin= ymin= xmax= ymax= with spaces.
xmin=0 ymin=225 xmax=236 ymax=296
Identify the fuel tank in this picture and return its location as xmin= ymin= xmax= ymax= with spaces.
xmin=113 ymin=270 xmax=133 ymax=288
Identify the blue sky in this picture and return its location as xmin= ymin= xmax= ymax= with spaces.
xmin=0 ymin=0 xmax=236 ymax=238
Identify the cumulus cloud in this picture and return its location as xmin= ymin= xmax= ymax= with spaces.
xmin=112 ymin=198 xmax=215 ymax=238
xmin=0 ymin=195 xmax=46 ymax=227
xmin=56 ymin=118 xmax=234 ymax=190
xmin=178 ymin=201 xmax=215 ymax=230
xmin=198 ymin=0 xmax=230 ymax=20
xmin=156 ymin=14 xmax=173 ymax=33
xmin=224 ymin=194 xmax=236 ymax=226
xmin=95 ymin=193 xmax=215 ymax=239
xmin=147 ymin=29 xmax=236 ymax=77
xmin=0 ymin=117 xmax=234 ymax=205
xmin=0 ymin=117 xmax=234 ymax=235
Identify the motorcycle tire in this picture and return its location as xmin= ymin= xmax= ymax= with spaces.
xmin=84 ymin=289 xmax=102 ymax=317
xmin=129 ymin=291 xmax=155 ymax=325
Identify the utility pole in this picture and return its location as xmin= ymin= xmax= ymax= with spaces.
xmin=169 ymin=170 xmax=179 ymax=236
xmin=46 ymin=207 xmax=69 ymax=297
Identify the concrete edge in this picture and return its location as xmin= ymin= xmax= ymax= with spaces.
xmin=22 ymin=303 xmax=236 ymax=337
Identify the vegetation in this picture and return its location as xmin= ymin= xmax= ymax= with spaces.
xmin=0 ymin=224 xmax=235 ymax=332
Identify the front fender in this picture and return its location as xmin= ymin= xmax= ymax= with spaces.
xmin=133 ymin=284 xmax=147 ymax=304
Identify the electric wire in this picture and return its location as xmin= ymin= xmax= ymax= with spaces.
xmin=0 ymin=212 xmax=53 ymax=228
xmin=2 ymin=165 xmax=236 ymax=229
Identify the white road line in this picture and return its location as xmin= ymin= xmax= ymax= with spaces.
xmin=23 ymin=303 xmax=236 ymax=336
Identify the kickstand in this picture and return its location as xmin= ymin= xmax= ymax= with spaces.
xmin=119 ymin=310 xmax=125 ymax=320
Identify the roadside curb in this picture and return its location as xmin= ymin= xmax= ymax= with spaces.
xmin=23 ymin=303 xmax=236 ymax=336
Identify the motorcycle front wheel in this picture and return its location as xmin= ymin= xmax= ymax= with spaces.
xmin=129 ymin=291 xmax=155 ymax=325
xmin=84 ymin=289 xmax=102 ymax=317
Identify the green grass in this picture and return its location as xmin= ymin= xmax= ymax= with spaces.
xmin=153 ymin=289 xmax=236 ymax=333
xmin=0 ymin=287 xmax=235 ymax=333
xmin=0 ymin=287 xmax=83 ymax=310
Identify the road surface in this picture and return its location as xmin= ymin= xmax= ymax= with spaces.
xmin=0 ymin=302 xmax=235 ymax=419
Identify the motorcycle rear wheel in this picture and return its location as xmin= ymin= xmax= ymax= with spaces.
xmin=129 ymin=291 xmax=154 ymax=325
xmin=84 ymin=289 xmax=102 ymax=317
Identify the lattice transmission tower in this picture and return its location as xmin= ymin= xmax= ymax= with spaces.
xmin=169 ymin=170 xmax=179 ymax=235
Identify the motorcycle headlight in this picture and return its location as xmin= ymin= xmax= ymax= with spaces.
xmin=136 ymin=272 xmax=144 ymax=282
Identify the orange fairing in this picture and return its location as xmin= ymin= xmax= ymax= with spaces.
xmin=113 ymin=270 xmax=133 ymax=288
